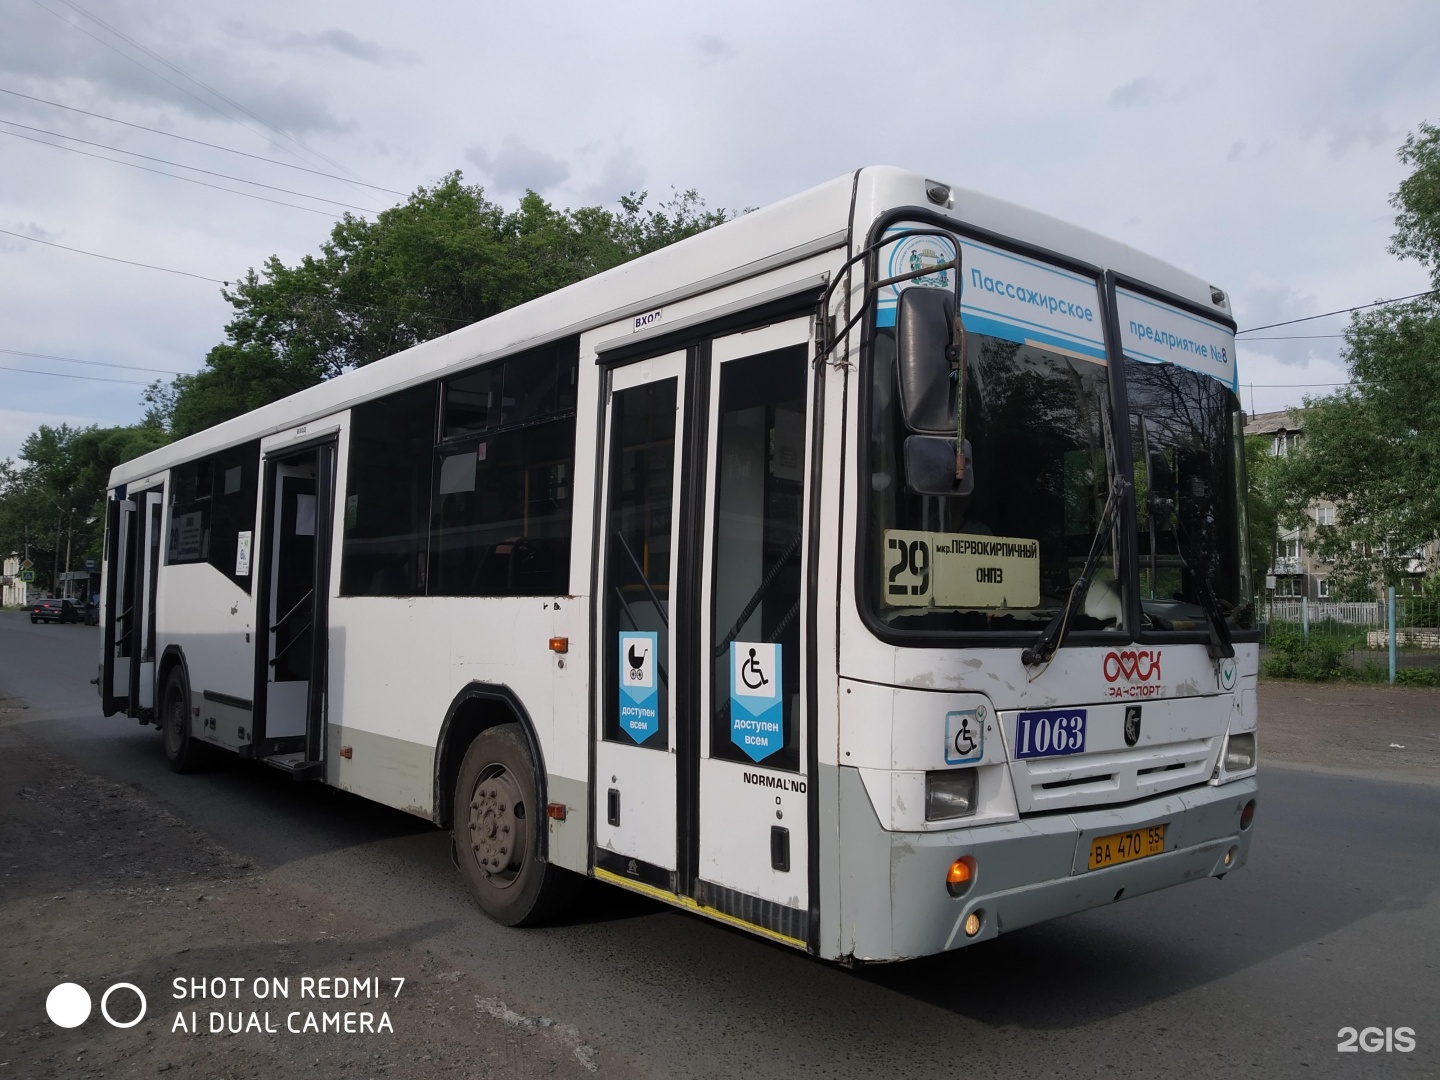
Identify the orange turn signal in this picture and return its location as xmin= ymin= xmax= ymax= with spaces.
xmin=548 ymin=636 xmax=569 ymax=654
xmin=946 ymin=856 xmax=976 ymax=897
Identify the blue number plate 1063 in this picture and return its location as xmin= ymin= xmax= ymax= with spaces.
xmin=1014 ymin=709 xmax=1087 ymax=759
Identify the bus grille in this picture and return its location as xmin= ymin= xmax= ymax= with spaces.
xmin=1012 ymin=737 xmax=1218 ymax=814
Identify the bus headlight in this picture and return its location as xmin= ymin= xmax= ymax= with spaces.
xmin=925 ymin=769 xmax=978 ymax=821
xmin=1223 ymin=732 xmax=1255 ymax=771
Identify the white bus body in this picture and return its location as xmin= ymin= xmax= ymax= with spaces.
xmin=101 ymin=167 xmax=1259 ymax=961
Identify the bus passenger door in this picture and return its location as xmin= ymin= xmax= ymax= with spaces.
xmin=693 ymin=320 xmax=814 ymax=945
xmin=102 ymin=493 xmax=136 ymax=717
xmin=129 ymin=489 xmax=164 ymax=716
xmin=593 ymin=351 xmax=687 ymax=887
xmin=254 ymin=440 xmax=336 ymax=777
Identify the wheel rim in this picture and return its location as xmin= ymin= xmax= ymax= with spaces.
xmin=165 ymin=687 xmax=185 ymax=756
xmin=466 ymin=763 xmax=527 ymax=889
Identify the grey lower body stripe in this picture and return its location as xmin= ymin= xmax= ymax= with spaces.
xmin=695 ymin=879 xmax=807 ymax=943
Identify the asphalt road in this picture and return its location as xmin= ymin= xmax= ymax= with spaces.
xmin=3 ymin=611 xmax=1438 ymax=1079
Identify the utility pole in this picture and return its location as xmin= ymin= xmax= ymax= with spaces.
xmin=64 ymin=512 xmax=73 ymax=599
xmin=52 ymin=513 xmax=61 ymax=597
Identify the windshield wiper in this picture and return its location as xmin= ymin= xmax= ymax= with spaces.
xmin=1021 ymin=477 xmax=1129 ymax=669
xmin=1148 ymin=496 xmax=1235 ymax=660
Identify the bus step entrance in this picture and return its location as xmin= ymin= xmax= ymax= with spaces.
xmin=261 ymin=751 xmax=323 ymax=782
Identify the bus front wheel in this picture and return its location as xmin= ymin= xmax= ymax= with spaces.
xmin=161 ymin=667 xmax=211 ymax=774
xmin=453 ymin=723 xmax=577 ymax=926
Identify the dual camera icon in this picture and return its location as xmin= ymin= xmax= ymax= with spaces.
xmin=46 ymin=982 xmax=147 ymax=1029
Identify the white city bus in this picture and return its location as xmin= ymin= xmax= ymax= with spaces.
xmin=100 ymin=167 xmax=1259 ymax=961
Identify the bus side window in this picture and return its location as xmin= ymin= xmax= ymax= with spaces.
xmin=340 ymin=382 xmax=435 ymax=597
xmin=428 ymin=420 xmax=575 ymax=597
xmin=166 ymin=440 xmax=260 ymax=590
xmin=426 ymin=342 xmax=579 ymax=598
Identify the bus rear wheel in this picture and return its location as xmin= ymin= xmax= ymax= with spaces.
xmin=161 ymin=666 xmax=211 ymax=774
xmin=453 ymin=723 xmax=577 ymax=926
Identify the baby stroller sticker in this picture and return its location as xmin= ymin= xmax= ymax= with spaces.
xmin=730 ymin=642 xmax=782 ymax=762
xmin=618 ymin=631 xmax=659 ymax=743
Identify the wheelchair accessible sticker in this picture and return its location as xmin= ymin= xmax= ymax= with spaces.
xmin=618 ymin=631 xmax=660 ymax=743
xmin=730 ymin=642 xmax=782 ymax=762
xmin=945 ymin=708 xmax=985 ymax=765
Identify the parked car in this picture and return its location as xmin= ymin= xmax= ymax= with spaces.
xmin=30 ymin=598 xmax=80 ymax=624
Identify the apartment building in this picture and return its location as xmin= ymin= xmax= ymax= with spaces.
xmin=1245 ymin=408 xmax=1430 ymax=600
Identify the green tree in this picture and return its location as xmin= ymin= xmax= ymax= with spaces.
xmin=1243 ymin=434 xmax=1282 ymax=596
xmin=1277 ymin=122 xmax=1440 ymax=590
xmin=1390 ymin=121 xmax=1440 ymax=284
xmin=149 ymin=176 xmax=730 ymax=437
xmin=0 ymin=423 xmax=170 ymax=592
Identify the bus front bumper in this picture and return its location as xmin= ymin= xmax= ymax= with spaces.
xmin=839 ymin=769 xmax=1257 ymax=961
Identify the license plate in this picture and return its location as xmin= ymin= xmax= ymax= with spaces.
xmin=1087 ymin=824 xmax=1167 ymax=870
xmin=1014 ymin=708 xmax=1086 ymax=759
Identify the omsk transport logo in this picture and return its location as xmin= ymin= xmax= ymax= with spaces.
xmin=887 ymin=233 xmax=955 ymax=297
xmin=46 ymin=981 xmax=147 ymax=1029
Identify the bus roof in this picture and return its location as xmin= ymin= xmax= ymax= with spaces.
xmin=110 ymin=166 xmax=1231 ymax=487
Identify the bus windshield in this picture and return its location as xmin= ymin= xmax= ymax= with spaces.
xmin=868 ymin=325 xmax=1122 ymax=634
xmin=1127 ymin=357 xmax=1253 ymax=631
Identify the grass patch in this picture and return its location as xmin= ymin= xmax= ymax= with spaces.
xmin=1260 ymin=629 xmax=1344 ymax=680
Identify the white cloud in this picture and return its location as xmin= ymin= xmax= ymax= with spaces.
xmin=693 ymin=33 xmax=736 ymax=64
xmin=578 ymin=145 xmax=646 ymax=204
xmin=1109 ymin=76 xmax=1162 ymax=109
xmin=466 ymin=137 xmax=571 ymax=195
xmin=0 ymin=0 xmax=1437 ymax=461
xmin=0 ymin=407 xmax=108 ymax=463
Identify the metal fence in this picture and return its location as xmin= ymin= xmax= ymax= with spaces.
xmin=1264 ymin=600 xmax=1381 ymax=626
xmin=1260 ymin=594 xmax=1440 ymax=676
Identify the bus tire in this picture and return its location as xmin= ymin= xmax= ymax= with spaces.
xmin=453 ymin=723 xmax=577 ymax=927
xmin=160 ymin=666 xmax=211 ymax=774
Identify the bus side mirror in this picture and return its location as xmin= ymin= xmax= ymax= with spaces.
xmin=904 ymin=436 xmax=974 ymax=499
xmin=895 ymin=287 xmax=959 ymax=435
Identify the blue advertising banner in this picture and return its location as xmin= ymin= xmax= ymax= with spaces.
xmin=618 ymin=631 xmax=660 ymax=743
xmin=730 ymin=641 xmax=783 ymax=762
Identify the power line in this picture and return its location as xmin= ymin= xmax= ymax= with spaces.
xmin=1244 ymin=381 xmax=1347 ymax=388
xmin=1236 ymin=289 xmax=1440 ymax=334
xmin=0 ymin=119 xmax=381 ymax=213
xmin=44 ymin=0 xmax=363 ymax=182
xmin=0 ymin=227 xmax=476 ymax=326
xmin=1 ymin=127 xmax=347 ymax=217
xmin=0 ymin=86 xmax=408 ymax=197
xmin=1237 ymin=334 xmax=1345 ymax=341
xmin=27 ymin=0 xmax=307 ymax=171
xmin=0 ymin=227 xmax=227 ymax=283
xmin=0 ymin=362 xmax=149 ymax=385
xmin=0 ymin=347 xmax=184 ymax=375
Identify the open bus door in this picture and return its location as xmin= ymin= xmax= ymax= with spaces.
xmin=130 ymin=489 xmax=164 ymax=717
xmin=102 ymin=486 xmax=163 ymax=719
xmin=101 ymin=491 xmax=132 ymax=717
xmin=252 ymin=438 xmax=336 ymax=779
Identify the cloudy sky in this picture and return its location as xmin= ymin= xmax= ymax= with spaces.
xmin=2 ymin=0 xmax=1437 ymax=459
